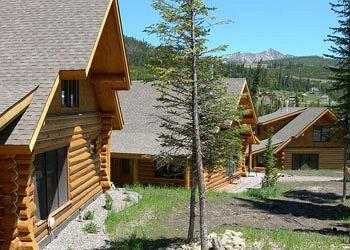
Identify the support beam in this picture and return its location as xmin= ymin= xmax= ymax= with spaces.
xmin=91 ymin=74 xmax=126 ymax=90
xmin=132 ymin=159 xmax=139 ymax=185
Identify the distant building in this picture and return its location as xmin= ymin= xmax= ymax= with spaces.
xmin=253 ymin=107 xmax=343 ymax=170
xmin=309 ymin=87 xmax=320 ymax=94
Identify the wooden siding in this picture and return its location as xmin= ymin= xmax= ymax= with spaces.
xmin=48 ymin=79 xmax=99 ymax=114
xmin=204 ymin=168 xmax=230 ymax=191
xmin=32 ymin=112 xmax=103 ymax=243
xmin=284 ymin=147 xmax=344 ymax=169
xmin=257 ymin=115 xmax=297 ymax=140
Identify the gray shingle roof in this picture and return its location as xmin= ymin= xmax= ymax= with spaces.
xmin=0 ymin=0 xmax=110 ymax=145
xmin=258 ymin=107 xmax=305 ymax=124
xmin=111 ymin=79 xmax=247 ymax=155
xmin=252 ymin=107 xmax=328 ymax=153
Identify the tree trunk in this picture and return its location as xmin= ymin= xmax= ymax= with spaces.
xmin=190 ymin=1 xmax=208 ymax=249
xmin=187 ymin=163 xmax=196 ymax=243
xmin=342 ymin=140 xmax=348 ymax=203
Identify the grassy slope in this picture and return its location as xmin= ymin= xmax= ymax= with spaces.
xmin=105 ymin=185 xmax=349 ymax=249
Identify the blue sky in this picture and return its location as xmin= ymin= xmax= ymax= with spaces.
xmin=118 ymin=0 xmax=338 ymax=56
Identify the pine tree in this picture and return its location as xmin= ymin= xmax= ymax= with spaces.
xmin=146 ymin=0 xmax=244 ymax=248
xmin=250 ymin=60 xmax=262 ymax=103
xmin=262 ymin=130 xmax=278 ymax=188
xmin=325 ymin=0 xmax=350 ymax=202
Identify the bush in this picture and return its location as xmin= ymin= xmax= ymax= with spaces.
xmin=83 ymin=222 xmax=98 ymax=234
xmin=83 ymin=211 xmax=94 ymax=220
xmin=104 ymin=193 xmax=113 ymax=210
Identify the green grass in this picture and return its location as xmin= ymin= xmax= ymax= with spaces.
xmin=105 ymin=185 xmax=190 ymax=238
xmin=83 ymin=210 xmax=94 ymax=220
xmin=105 ymin=185 xmax=349 ymax=249
xmin=82 ymin=222 xmax=98 ymax=234
xmin=215 ymin=227 xmax=349 ymax=250
xmin=237 ymin=186 xmax=282 ymax=199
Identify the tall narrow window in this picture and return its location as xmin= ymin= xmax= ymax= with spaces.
xmin=313 ymin=125 xmax=330 ymax=142
xmin=34 ymin=147 xmax=68 ymax=220
xmin=61 ymin=80 xmax=79 ymax=108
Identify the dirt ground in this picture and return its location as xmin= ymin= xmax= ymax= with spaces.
xmin=172 ymin=176 xmax=349 ymax=239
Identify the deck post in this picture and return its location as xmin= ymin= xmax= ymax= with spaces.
xmin=132 ymin=159 xmax=139 ymax=184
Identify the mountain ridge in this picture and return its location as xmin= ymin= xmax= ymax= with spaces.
xmin=225 ymin=48 xmax=294 ymax=63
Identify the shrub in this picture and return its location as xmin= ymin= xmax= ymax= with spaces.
xmin=104 ymin=193 xmax=113 ymax=210
xmin=262 ymin=130 xmax=278 ymax=188
xmin=83 ymin=210 xmax=94 ymax=220
xmin=83 ymin=222 xmax=98 ymax=234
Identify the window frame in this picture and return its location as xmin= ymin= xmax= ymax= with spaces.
xmin=61 ymin=79 xmax=79 ymax=108
xmin=313 ymin=125 xmax=330 ymax=142
xmin=292 ymin=154 xmax=319 ymax=170
xmin=154 ymin=159 xmax=185 ymax=180
xmin=34 ymin=146 xmax=69 ymax=221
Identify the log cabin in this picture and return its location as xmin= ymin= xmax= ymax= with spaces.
xmin=110 ymin=79 xmax=259 ymax=190
xmin=0 ymin=0 xmax=130 ymax=249
xmin=252 ymin=107 xmax=344 ymax=170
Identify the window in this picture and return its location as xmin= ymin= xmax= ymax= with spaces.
xmin=313 ymin=125 xmax=330 ymax=142
xmin=34 ymin=147 xmax=68 ymax=220
xmin=292 ymin=154 xmax=318 ymax=170
xmin=155 ymin=159 xmax=185 ymax=179
xmin=61 ymin=80 xmax=79 ymax=108
xmin=121 ymin=159 xmax=132 ymax=174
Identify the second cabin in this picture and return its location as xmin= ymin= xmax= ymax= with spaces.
xmin=110 ymin=79 xmax=259 ymax=190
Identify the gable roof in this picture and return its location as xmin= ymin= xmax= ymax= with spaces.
xmin=258 ymin=107 xmax=305 ymax=125
xmin=252 ymin=107 xmax=336 ymax=154
xmin=0 ymin=0 xmax=129 ymax=149
xmin=111 ymin=79 xmax=250 ymax=156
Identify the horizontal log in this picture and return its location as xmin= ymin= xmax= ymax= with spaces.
xmin=70 ymin=157 xmax=98 ymax=174
xmin=0 ymin=169 xmax=18 ymax=182
xmin=16 ymin=164 xmax=35 ymax=175
xmin=0 ymin=181 xmax=18 ymax=194
xmin=69 ymin=164 xmax=99 ymax=182
xmin=69 ymin=170 xmax=99 ymax=191
xmin=0 ymin=159 xmax=16 ymax=170
xmin=70 ymin=176 xmax=99 ymax=198
xmin=0 ymin=213 xmax=18 ymax=229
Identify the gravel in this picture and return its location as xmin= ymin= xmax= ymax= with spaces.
xmin=44 ymin=188 xmax=141 ymax=250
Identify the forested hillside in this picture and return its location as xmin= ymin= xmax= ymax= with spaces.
xmin=124 ymin=36 xmax=334 ymax=96
xmin=267 ymin=56 xmax=335 ymax=80
xmin=124 ymin=36 xmax=154 ymax=81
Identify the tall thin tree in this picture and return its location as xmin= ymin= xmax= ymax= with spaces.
xmin=325 ymin=0 xmax=350 ymax=202
xmin=146 ymin=1 xmax=244 ymax=248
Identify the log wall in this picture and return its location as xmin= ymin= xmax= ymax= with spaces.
xmin=32 ymin=112 xmax=103 ymax=244
xmin=0 ymin=154 xmax=20 ymax=249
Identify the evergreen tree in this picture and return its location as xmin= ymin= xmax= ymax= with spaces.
xmin=250 ymin=60 xmax=262 ymax=103
xmin=325 ymin=0 xmax=350 ymax=202
xmin=146 ymin=0 xmax=244 ymax=247
xmin=262 ymin=130 xmax=278 ymax=188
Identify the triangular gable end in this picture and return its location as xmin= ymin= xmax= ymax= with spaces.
xmin=239 ymin=82 xmax=258 ymax=125
xmin=86 ymin=0 xmax=131 ymax=130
